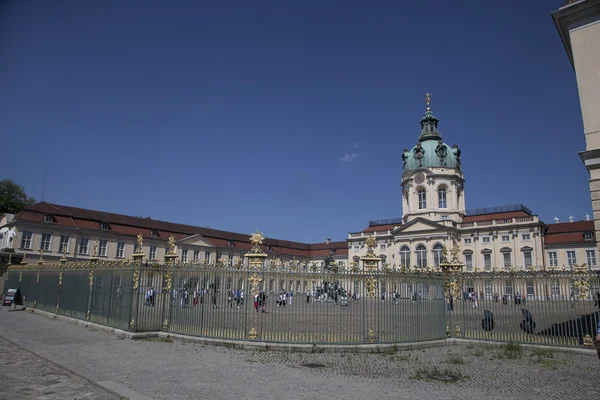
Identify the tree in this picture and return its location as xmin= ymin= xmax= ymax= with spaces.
xmin=0 ymin=179 xmax=36 ymax=214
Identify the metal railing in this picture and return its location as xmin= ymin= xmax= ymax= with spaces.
xmin=4 ymin=261 xmax=446 ymax=344
xmin=5 ymin=261 xmax=599 ymax=348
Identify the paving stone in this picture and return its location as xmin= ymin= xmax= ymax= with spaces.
xmin=0 ymin=309 xmax=598 ymax=400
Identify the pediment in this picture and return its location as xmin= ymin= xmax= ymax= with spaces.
xmin=177 ymin=234 xmax=215 ymax=247
xmin=392 ymin=218 xmax=448 ymax=234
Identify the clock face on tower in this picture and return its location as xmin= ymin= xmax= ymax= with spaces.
xmin=414 ymin=172 xmax=425 ymax=184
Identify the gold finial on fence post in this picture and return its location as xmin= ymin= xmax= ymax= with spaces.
xmin=164 ymin=235 xmax=178 ymax=265
xmin=60 ymin=248 xmax=68 ymax=264
xmin=132 ymin=233 xmax=145 ymax=264
xmin=245 ymin=231 xmax=267 ymax=296
xmin=90 ymin=240 xmax=99 ymax=264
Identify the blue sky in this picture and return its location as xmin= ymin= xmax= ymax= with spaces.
xmin=0 ymin=0 xmax=589 ymax=243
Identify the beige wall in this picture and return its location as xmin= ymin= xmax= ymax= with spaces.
xmin=570 ymin=17 xmax=600 ymax=149
xmin=544 ymin=244 xmax=598 ymax=269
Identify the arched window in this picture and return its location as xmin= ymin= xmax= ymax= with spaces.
xmin=418 ymin=189 xmax=427 ymax=209
xmin=438 ymin=187 xmax=447 ymax=208
xmin=400 ymin=246 xmax=410 ymax=267
xmin=433 ymin=243 xmax=443 ymax=267
xmin=416 ymin=244 xmax=427 ymax=268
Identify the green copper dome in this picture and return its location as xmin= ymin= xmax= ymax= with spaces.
xmin=401 ymin=107 xmax=461 ymax=173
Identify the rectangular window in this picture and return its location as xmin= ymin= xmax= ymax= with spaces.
xmin=526 ymin=279 xmax=534 ymax=296
xmin=502 ymin=235 xmax=510 ymax=242
xmin=438 ymin=189 xmax=447 ymax=208
xmin=548 ymin=251 xmax=558 ymax=267
xmin=100 ymin=223 xmax=110 ymax=230
xmin=482 ymin=237 xmax=490 ymax=243
xmin=216 ymin=253 xmax=222 ymax=262
xmin=380 ymin=244 xmax=386 ymax=250
xmin=505 ymin=281 xmax=513 ymax=296
xmin=465 ymin=254 xmax=473 ymax=271
xmin=441 ymin=216 xmax=448 ymax=221
xmin=522 ymin=234 xmax=530 ymax=241
xmin=150 ymin=245 xmax=157 ymax=260
xmin=523 ymin=251 xmax=532 ymax=267
xmin=354 ymin=246 xmax=359 ymax=250
xmin=193 ymin=250 xmax=200 ymax=262
xmin=228 ymin=254 xmax=234 ymax=265
xmin=586 ymin=250 xmax=597 ymax=266
xmin=98 ymin=239 xmax=108 ymax=256
xmin=418 ymin=190 xmax=426 ymax=209
xmin=116 ymin=242 xmax=125 ymax=258
xmin=584 ymin=232 xmax=593 ymax=241
xmin=44 ymin=215 xmax=53 ymax=223
xmin=20 ymin=231 xmax=33 ymax=249
xmin=59 ymin=236 xmax=70 ymax=253
xmin=464 ymin=238 xmax=472 ymax=244
xmin=400 ymin=250 xmax=410 ymax=267
xmin=551 ymin=280 xmax=560 ymax=296
xmin=503 ymin=252 xmax=511 ymax=270
xmin=151 ymin=230 xmax=158 ymax=237
xmin=567 ymin=251 xmax=576 ymax=267
xmin=79 ymin=238 xmax=90 ymax=255
xmin=204 ymin=251 xmax=211 ymax=262
xmin=483 ymin=253 xmax=491 ymax=270
xmin=182 ymin=249 xmax=188 ymax=263
xmin=40 ymin=233 xmax=52 ymax=251
xmin=485 ymin=280 xmax=492 ymax=297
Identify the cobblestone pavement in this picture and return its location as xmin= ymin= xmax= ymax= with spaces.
xmin=0 ymin=309 xmax=597 ymax=400
xmin=0 ymin=334 xmax=119 ymax=399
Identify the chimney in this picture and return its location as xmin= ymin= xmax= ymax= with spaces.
xmin=325 ymin=238 xmax=331 ymax=245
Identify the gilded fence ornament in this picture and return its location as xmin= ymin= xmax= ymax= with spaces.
xmin=89 ymin=270 xmax=94 ymax=288
xmin=129 ymin=319 xmax=136 ymax=331
xmin=234 ymin=257 xmax=244 ymax=270
xmin=36 ymin=271 xmax=40 ymax=283
xmin=289 ymin=259 xmax=298 ymax=271
xmin=163 ymin=319 xmax=169 ymax=330
xmin=91 ymin=241 xmax=98 ymax=258
xmin=58 ymin=271 xmax=63 ymax=286
xmin=248 ymin=327 xmax=258 ymax=340
xmin=269 ymin=258 xmax=280 ymax=270
xmin=365 ymin=276 xmax=377 ymax=297
xmin=573 ymin=263 xmax=591 ymax=299
xmin=19 ymin=271 xmax=22 ymax=282
xmin=132 ymin=269 xmax=140 ymax=291
xmin=85 ymin=311 xmax=90 ymax=320
xmin=367 ymin=329 xmax=376 ymax=343
xmin=20 ymin=253 xmax=27 ymax=265
xmin=454 ymin=325 xmax=461 ymax=337
xmin=249 ymin=272 xmax=263 ymax=296
xmin=583 ymin=334 xmax=594 ymax=348
xmin=164 ymin=271 xmax=172 ymax=292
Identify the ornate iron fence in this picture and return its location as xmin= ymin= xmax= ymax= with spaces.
xmin=5 ymin=259 xmax=600 ymax=348
xmin=5 ymin=260 xmax=447 ymax=344
xmin=445 ymin=269 xmax=600 ymax=348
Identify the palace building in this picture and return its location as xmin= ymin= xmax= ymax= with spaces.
xmin=0 ymin=101 xmax=597 ymax=283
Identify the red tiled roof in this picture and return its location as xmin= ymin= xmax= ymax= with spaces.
xmin=462 ymin=211 xmax=530 ymax=223
xmin=14 ymin=202 xmax=347 ymax=259
xmin=362 ymin=224 xmax=396 ymax=233
xmin=544 ymin=221 xmax=595 ymax=245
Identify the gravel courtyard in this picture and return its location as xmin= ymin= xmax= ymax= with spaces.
xmin=0 ymin=309 xmax=597 ymax=400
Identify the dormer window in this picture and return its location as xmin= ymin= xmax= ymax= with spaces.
xmin=100 ymin=223 xmax=110 ymax=230
xmin=584 ymin=232 xmax=593 ymax=241
xmin=267 ymin=246 xmax=273 ymax=252
xmin=151 ymin=230 xmax=159 ymax=237
xmin=44 ymin=215 xmax=54 ymax=223
xmin=228 ymin=240 xmax=234 ymax=247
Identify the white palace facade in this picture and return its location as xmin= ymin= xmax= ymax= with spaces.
xmin=0 ymin=103 xmax=597 ymax=278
